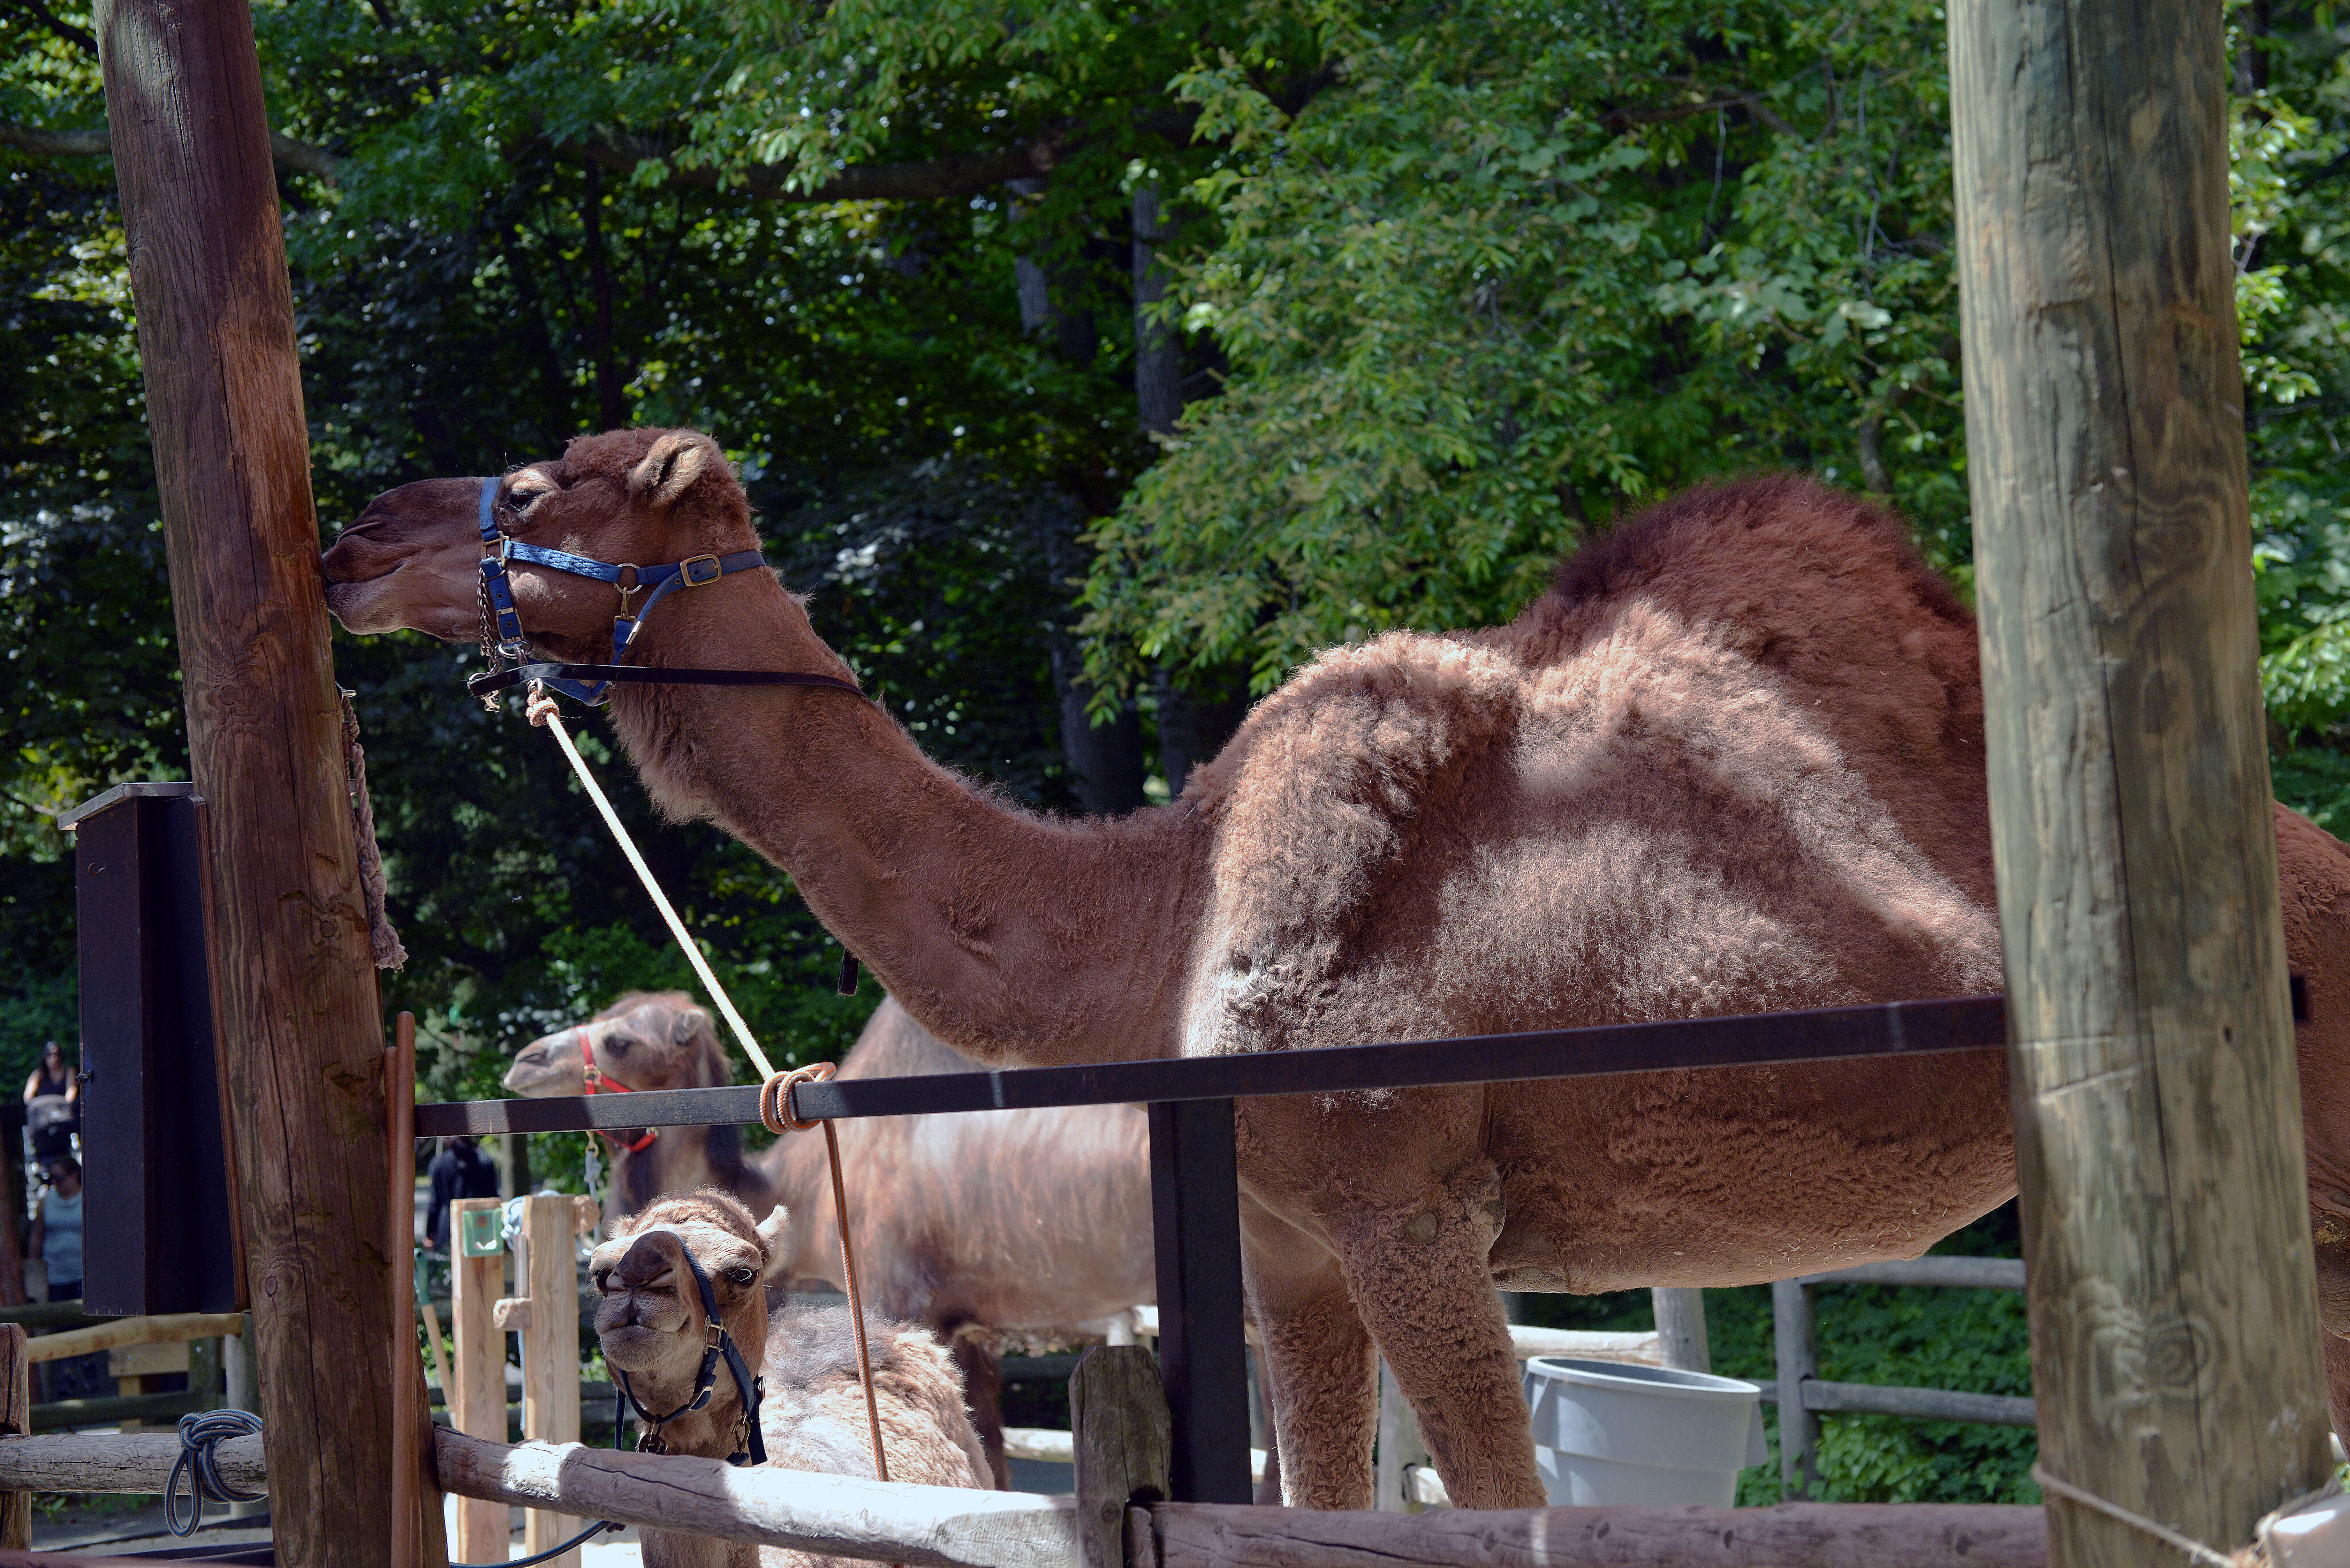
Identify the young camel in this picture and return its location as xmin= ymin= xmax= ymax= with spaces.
xmin=324 ymin=426 xmax=2350 ymax=1509
xmin=593 ymin=1189 xmax=991 ymax=1568
xmin=506 ymin=989 xmax=1154 ymax=1485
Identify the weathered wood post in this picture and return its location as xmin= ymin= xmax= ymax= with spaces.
xmin=448 ymin=1197 xmax=509 ymax=1562
xmin=0 ymin=1323 xmax=27 ymax=1549
xmin=1070 ymin=1346 xmax=1170 ymax=1568
xmin=88 ymin=0 xmax=428 ymax=1561
xmin=1950 ymin=0 xmax=2333 ymax=1559
xmin=519 ymin=1192 xmax=584 ymax=1568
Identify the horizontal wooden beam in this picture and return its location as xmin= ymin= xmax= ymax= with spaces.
xmin=9 ymin=1428 xmax=2053 ymax=1568
xmin=1133 ymin=1501 xmax=2046 ymax=1568
xmin=1800 ymin=1380 xmax=2035 ymax=1428
xmin=1799 ymin=1258 xmax=2026 ymax=1291
xmin=31 ymin=1390 xmax=205 ymax=1434
xmin=0 ymin=1432 xmax=266 ymax=1493
xmin=432 ymin=1429 xmax=1081 ymax=1568
xmin=417 ymin=997 xmax=2004 ymax=1137
xmin=26 ymin=1312 xmax=245 ymax=1364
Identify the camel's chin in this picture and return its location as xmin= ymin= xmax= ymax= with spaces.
xmin=322 ymin=574 xmax=470 ymax=641
xmin=597 ymin=1323 xmax=680 ymax=1372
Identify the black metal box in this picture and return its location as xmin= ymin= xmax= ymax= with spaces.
xmin=61 ymin=782 xmax=244 ymax=1315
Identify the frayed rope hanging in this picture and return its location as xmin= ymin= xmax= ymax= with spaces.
xmin=340 ymin=688 xmax=407 ymax=970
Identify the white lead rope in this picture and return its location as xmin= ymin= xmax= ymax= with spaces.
xmin=526 ymin=684 xmax=778 ymax=1082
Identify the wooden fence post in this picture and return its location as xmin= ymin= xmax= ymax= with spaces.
xmin=1950 ymin=0 xmax=2334 ymax=1559
xmin=1770 ymin=1280 xmax=1818 ymax=1501
xmin=1071 ymin=1346 xmax=1170 ymax=1568
xmin=448 ymin=1197 xmax=508 ymax=1562
xmin=0 ymin=1324 xmax=26 ymax=1549
xmin=1650 ymin=1288 xmax=1709 ymax=1374
xmin=89 ymin=0 xmax=410 ymax=1561
xmin=521 ymin=1193 xmax=583 ymax=1568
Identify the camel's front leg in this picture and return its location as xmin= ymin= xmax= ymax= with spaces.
xmin=1244 ymin=1208 xmax=1378 ymax=1509
xmin=1336 ymin=1159 xmax=1545 ymax=1511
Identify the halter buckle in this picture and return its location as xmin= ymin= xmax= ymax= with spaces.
xmin=678 ymin=554 xmax=723 ymax=587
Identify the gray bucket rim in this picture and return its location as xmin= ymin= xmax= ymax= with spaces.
xmin=1525 ymin=1356 xmax=1763 ymax=1403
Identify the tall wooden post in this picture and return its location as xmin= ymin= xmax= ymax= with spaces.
xmin=1950 ymin=1 xmax=2332 ymax=1561
xmin=89 ymin=2 xmax=418 ymax=1563
xmin=448 ymin=1197 xmax=509 ymax=1563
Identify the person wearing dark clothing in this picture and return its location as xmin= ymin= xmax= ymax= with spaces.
xmin=424 ymin=1137 xmax=500 ymax=1250
xmin=23 ymin=1042 xmax=72 ymax=1106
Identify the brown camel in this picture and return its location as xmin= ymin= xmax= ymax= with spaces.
xmin=506 ymin=989 xmax=1154 ymax=1484
xmin=593 ymin=1189 xmax=991 ymax=1568
xmin=324 ymin=427 xmax=2350 ymax=1510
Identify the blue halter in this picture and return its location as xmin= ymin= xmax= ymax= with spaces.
xmin=476 ymin=474 xmax=769 ymax=705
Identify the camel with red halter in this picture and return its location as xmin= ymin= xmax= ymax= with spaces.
xmin=506 ymin=990 xmax=1153 ymax=1486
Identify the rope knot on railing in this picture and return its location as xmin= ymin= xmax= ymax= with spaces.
xmin=166 ymin=1408 xmax=266 ymax=1537
xmin=761 ymin=1063 xmax=835 ymax=1135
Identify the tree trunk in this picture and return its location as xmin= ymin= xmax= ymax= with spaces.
xmin=91 ymin=0 xmax=429 ymax=1560
xmin=1132 ymin=183 xmax=1180 ymax=438
xmin=583 ymin=165 xmax=626 ymax=431
xmin=1950 ymin=0 xmax=2331 ymax=1561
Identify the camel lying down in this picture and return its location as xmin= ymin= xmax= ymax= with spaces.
xmin=592 ymin=1190 xmax=990 ymax=1568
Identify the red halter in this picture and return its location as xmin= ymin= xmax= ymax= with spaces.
xmin=578 ymin=1027 xmax=658 ymax=1154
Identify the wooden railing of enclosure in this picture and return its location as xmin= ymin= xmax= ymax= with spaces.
xmin=0 ymin=1344 xmax=2052 ymax=1568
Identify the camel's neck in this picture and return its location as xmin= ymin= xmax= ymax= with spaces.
xmin=607 ymin=577 xmax=1211 ymax=1066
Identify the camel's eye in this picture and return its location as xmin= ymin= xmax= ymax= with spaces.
xmin=604 ymin=1035 xmax=631 ymax=1054
xmin=723 ymin=1266 xmax=756 ymax=1286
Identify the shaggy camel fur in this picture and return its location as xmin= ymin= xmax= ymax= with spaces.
xmin=324 ymin=427 xmax=2350 ymax=1509
xmin=508 ymin=989 xmax=1153 ymax=1484
xmin=593 ymin=1190 xmax=990 ymax=1568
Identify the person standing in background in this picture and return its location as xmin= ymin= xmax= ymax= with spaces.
xmin=28 ymin=1157 xmax=81 ymax=1303
xmin=423 ymin=1136 xmax=499 ymax=1251
xmin=22 ymin=1042 xmax=73 ymax=1106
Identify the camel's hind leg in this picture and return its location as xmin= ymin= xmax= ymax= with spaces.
xmin=1334 ymin=1160 xmax=1545 ymax=1511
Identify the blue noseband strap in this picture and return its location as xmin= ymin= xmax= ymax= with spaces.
xmin=475 ymin=474 xmax=768 ymax=706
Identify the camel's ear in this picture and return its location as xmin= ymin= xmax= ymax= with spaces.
xmin=671 ymin=1005 xmax=709 ymax=1044
xmin=754 ymin=1206 xmax=790 ymax=1280
xmin=628 ymin=432 xmax=722 ymax=510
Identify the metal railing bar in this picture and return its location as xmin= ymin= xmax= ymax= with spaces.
xmin=414 ymin=995 xmax=2005 ymax=1137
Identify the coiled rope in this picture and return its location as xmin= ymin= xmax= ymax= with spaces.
xmin=165 ymin=1409 xmax=266 ymax=1537
xmin=524 ymin=683 xmax=890 ymax=1486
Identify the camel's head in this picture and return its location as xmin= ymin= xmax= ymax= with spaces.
xmin=592 ymin=1189 xmax=787 ymax=1390
xmin=320 ymin=428 xmax=756 ymax=658
xmin=504 ymin=991 xmax=718 ymax=1097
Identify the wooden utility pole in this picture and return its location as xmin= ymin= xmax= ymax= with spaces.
xmin=1950 ymin=1 xmax=2331 ymax=1562
xmin=90 ymin=2 xmax=431 ymax=1563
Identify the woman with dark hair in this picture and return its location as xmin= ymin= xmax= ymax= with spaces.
xmin=22 ymin=1042 xmax=72 ymax=1106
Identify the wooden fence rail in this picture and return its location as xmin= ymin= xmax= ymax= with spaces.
xmin=24 ymin=1313 xmax=246 ymax=1365
xmin=0 ymin=1424 xmax=2052 ymax=1568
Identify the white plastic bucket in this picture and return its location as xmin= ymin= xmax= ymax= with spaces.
xmin=1522 ymin=1356 xmax=1768 ymax=1506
